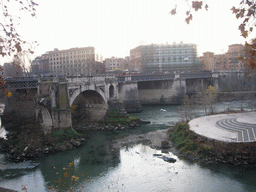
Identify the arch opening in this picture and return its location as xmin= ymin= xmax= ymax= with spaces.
xmin=109 ymin=85 xmax=114 ymax=98
xmin=71 ymin=90 xmax=107 ymax=126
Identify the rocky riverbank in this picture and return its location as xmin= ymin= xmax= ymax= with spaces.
xmin=74 ymin=120 xmax=150 ymax=132
xmin=0 ymin=137 xmax=86 ymax=163
xmin=168 ymin=122 xmax=256 ymax=166
xmin=0 ymin=124 xmax=88 ymax=162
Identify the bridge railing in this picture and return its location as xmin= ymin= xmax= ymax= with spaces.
xmin=117 ymin=74 xmax=175 ymax=82
xmin=67 ymin=75 xmax=117 ymax=84
xmin=180 ymin=72 xmax=212 ymax=79
xmin=5 ymin=80 xmax=38 ymax=89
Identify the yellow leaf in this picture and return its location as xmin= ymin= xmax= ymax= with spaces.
xmin=68 ymin=162 xmax=74 ymax=167
xmin=7 ymin=91 xmax=12 ymax=98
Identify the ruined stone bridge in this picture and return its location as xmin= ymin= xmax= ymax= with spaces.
xmin=4 ymin=72 xmax=218 ymax=133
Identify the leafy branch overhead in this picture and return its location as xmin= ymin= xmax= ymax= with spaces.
xmin=170 ymin=1 xmax=208 ymax=24
xmin=231 ymin=0 xmax=256 ymax=38
xmin=170 ymin=0 xmax=256 ymax=70
xmin=170 ymin=0 xmax=256 ymax=38
xmin=0 ymin=0 xmax=38 ymax=58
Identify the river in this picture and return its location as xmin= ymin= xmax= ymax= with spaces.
xmin=0 ymin=101 xmax=256 ymax=192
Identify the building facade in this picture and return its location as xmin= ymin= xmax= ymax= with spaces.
xmin=130 ymin=43 xmax=199 ymax=74
xmin=31 ymin=54 xmax=50 ymax=75
xmin=48 ymin=47 xmax=95 ymax=76
xmin=226 ymin=44 xmax=244 ymax=71
xmin=199 ymin=44 xmax=245 ymax=72
xmin=199 ymin=52 xmax=215 ymax=71
xmin=105 ymin=57 xmax=125 ymax=71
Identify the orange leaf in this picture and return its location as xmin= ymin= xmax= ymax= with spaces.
xmin=64 ymin=172 xmax=68 ymax=177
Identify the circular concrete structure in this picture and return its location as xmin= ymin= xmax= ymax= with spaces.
xmin=189 ymin=112 xmax=256 ymax=142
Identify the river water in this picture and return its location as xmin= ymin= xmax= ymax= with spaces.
xmin=1 ymin=101 xmax=256 ymax=191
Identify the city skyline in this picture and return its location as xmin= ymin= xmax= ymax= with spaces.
xmin=1 ymin=0 xmax=254 ymax=64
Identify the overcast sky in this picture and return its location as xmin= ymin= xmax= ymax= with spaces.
xmin=3 ymin=0 xmax=255 ymax=63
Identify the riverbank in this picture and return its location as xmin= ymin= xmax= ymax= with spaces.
xmin=112 ymin=129 xmax=180 ymax=155
xmin=168 ymin=122 xmax=256 ymax=166
xmin=0 ymin=124 xmax=87 ymax=162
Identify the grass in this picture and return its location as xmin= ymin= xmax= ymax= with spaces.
xmin=168 ymin=122 xmax=214 ymax=157
xmin=99 ymin=110 xmax=140 ymax=125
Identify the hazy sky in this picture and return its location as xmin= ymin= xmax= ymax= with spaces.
xmin=4 ymin=0 xmax=255 ymax=62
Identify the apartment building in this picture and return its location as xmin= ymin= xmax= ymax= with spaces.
xmin=48 ymin=47 xmax=95 ymax=76
xmin=226 ymin=44 xmax=244 ymax=71
xmin=31 ymin=53 xmax=50 ymax=75
xmin=199 ymin=52 xmax=215 ymax=71
xmin=130 ymin=43 xmax=199 ymax=73
xmin=199 ymin=44 xmax=245 ymax=72
xmin=105 ymin=57 xmax=125 ymax=71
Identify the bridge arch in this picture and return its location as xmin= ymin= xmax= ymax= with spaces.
xmin=70 ymin=89 xmax=107 ymax=124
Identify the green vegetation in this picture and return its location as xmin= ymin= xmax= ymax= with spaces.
xmin=51 ymin=128 xmax=82 ymax=141
xmin=0 ymin=123 xmax=86 ymax=161
xmin=168 ymin=122 xmax=214 ymax=157
xmin=99 ymin=110 xmax=140 ymax=125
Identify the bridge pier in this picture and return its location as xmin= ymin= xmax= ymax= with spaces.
xmin=118 ymin=81 xmax=143 ymax=113
xmin=37 ymin=81 xmax=72 ymax=133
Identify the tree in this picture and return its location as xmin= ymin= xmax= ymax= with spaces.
xmin=0 ymin=0 xmax=38 ymax=57
xmin=0 ymin=0 xmax=38 ymax=94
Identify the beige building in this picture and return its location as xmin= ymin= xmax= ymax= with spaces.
xmin=199 ymin=52 xmax=215 ymax=71
xmin=199 ymin=44 xmax=245 ymax=71
xmin=48 ymin=47 xmax=95 ymax=76
xmin=226 ymin=44 xmax=244 ymax=71
xmin=105 ymin=57 xmax=125 ymax=71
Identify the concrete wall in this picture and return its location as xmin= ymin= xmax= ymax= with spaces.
xmin=137 ymin=78 xmax=185 ymax=105
xmin=118 ymin=82 xmax=142 ymax=112
xmin=186 ymin=78 xmax=212 ymax=93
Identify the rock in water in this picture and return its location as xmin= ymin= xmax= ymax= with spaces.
xmin=162 ymin=156 xmax=176 ymax=163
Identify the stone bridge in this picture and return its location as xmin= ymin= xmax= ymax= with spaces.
xmin=4 ymin=72 xmax=218 ymax=133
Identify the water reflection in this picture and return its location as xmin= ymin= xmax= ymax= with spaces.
xmin=0 ymin=101 xmax=256 ymax=191
xmin=0 ymin=117 xmax=7 ymax=139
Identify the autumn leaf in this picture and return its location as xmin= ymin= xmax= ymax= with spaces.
xmin=69 ymin=162 xmax=74 ymax=167
xmin=241 ymin=30 xmax=248 ymax=38
xmin=205 ymin=4 xmax=208 ymax=11
xmin=71 ymin=175 xmax=79 ymax=181
xmin=170 ymin=7 xmax=176 ymax=15
xmin=192 ymin=1 xmax=203 ymax=11
xmin=22 ymin=185 xmax=27 ymax=190
xmin=64 ymin=172 xmax=68 ymax=177
xmin=239 ymin=23 xmax=245 ymax=32
xmin=231 ymin=6 xmax=239 ymax=14
xmin=185 ymin=14 xmax=193 ymax=24
xmin=7 ymin=91 xmax=12 ymax=98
